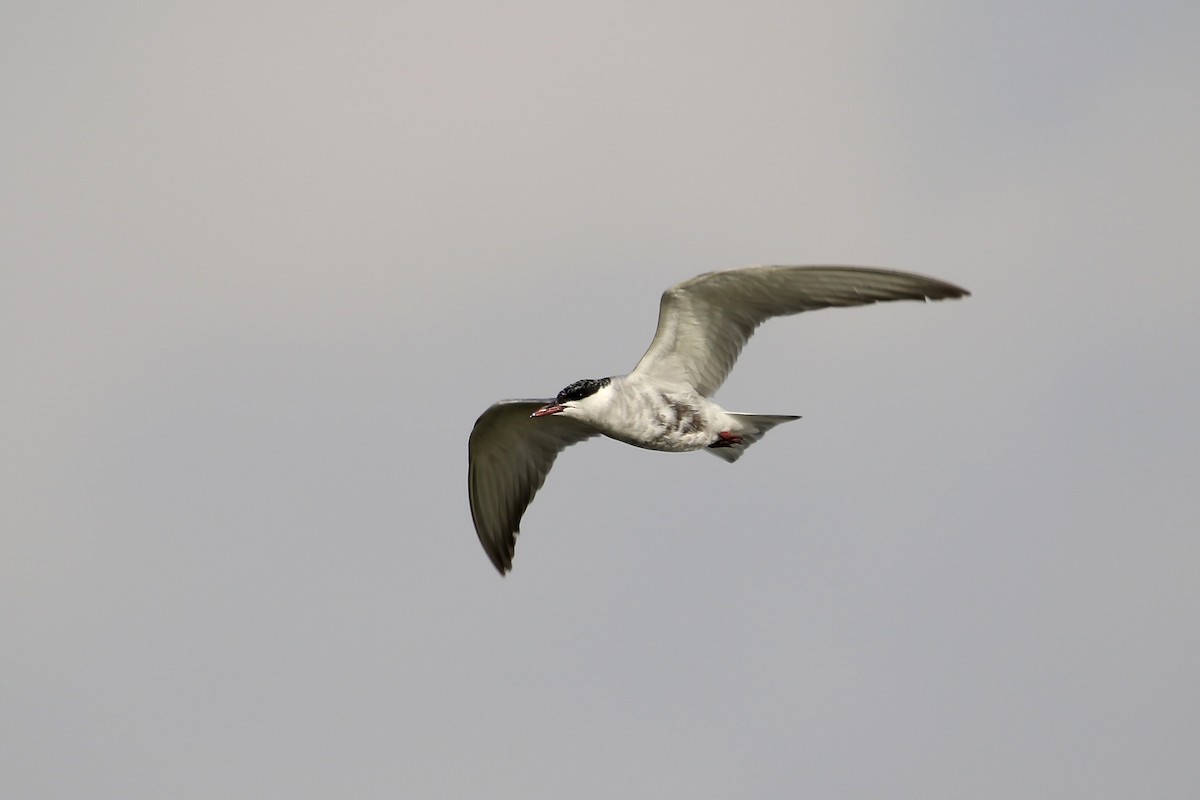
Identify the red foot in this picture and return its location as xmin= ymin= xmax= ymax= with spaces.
xmin=708 ymin=430 xmax=744 ymax=448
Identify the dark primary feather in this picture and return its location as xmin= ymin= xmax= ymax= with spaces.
xmin=467 ymin=400 xmax=597 ymax=574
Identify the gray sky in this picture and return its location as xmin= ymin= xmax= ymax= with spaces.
xmin=4 ymin=1 xmax=1198 ymax=797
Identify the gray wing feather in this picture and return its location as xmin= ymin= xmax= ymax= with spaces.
xmin=468 ymin=400 xmax=597 ymax=574
xmin=629 ymin=265 xmax=970 ymax=396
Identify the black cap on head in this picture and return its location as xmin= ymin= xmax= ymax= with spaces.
xmin=555 ymin=377 xmax=611 ymax=404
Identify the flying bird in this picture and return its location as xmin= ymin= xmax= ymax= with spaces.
xmin=468 ymin=265 xmax=969 ymax=574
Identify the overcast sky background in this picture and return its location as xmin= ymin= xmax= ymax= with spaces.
xmin=3 ymin=1 xmax=1198 ymax=797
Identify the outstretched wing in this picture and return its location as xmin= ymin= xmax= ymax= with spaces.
xmin=629 ymin=266 xmax=969 ymax=396
xmin=468 ymin=400 xmax=598 ymax=574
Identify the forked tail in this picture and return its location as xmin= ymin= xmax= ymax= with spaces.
xmin=706 ymin=413 xmax=801 ymax=463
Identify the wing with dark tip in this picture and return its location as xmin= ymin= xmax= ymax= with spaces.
xmin=468 ymin=400 xmax=598 ymax=574
xmin=629 ymin=266 xmax=970 ymax=397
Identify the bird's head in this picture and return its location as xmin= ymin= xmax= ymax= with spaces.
xmin=531 ymin=377 xmax=612 ymax=418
